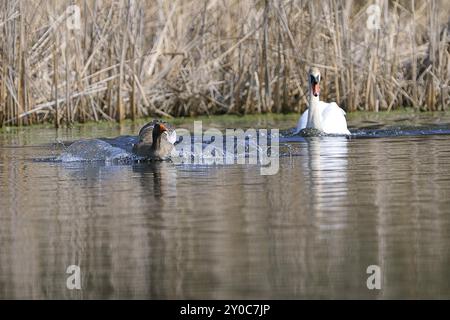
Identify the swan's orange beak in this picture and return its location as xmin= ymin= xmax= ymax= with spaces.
xmin=312 ymin=83 xmax=320 ymax=97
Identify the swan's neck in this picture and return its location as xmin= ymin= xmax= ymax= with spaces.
xmin=307 ymin=94 xmax=322 ymax=130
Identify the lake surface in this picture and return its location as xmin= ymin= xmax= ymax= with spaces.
xmin=1 ymin=112 xmax=450 ymax=299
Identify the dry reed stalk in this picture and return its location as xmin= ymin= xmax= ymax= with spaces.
xmin=53 ymin=32 xmax=59 ymax=129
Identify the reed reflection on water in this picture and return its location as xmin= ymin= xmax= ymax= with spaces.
xmin=0 ymin=120 xmax=450 ymax=299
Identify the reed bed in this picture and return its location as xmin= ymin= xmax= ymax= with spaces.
xmin=0 ymin=0 xmax=449 ymax=127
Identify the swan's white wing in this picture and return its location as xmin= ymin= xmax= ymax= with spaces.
xmin=320 ymin=102 xmax=350 ymax=135
xmin=295 ymin=109 xmax=309 ymax=134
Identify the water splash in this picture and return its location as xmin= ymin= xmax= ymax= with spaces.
xmin=57 ymin=139 xmax=134 ymax=163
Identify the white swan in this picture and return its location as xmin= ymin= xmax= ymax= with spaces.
xmin=295 ymin=67 xmax=350 ymax=135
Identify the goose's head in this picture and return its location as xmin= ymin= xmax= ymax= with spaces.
xmin=152 ymin=123 xmax=175 ymax=159
xmin=152 ymin=123 xmax=169 ymax=146
xmin=133 ymin=121 xmax=175 ymax=160
xmin=309 ymin=67 xmax=321 ymax=97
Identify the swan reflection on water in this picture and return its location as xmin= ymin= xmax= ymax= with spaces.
xmin=300 ymin=137 xmax=349 ymax=229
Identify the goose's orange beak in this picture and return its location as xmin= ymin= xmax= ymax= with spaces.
xmin=159 ymin=124 xmax=167 ymax=132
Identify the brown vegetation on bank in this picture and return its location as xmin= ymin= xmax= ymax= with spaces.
xmin=0 ymin=0 xmax=449 ymax=127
